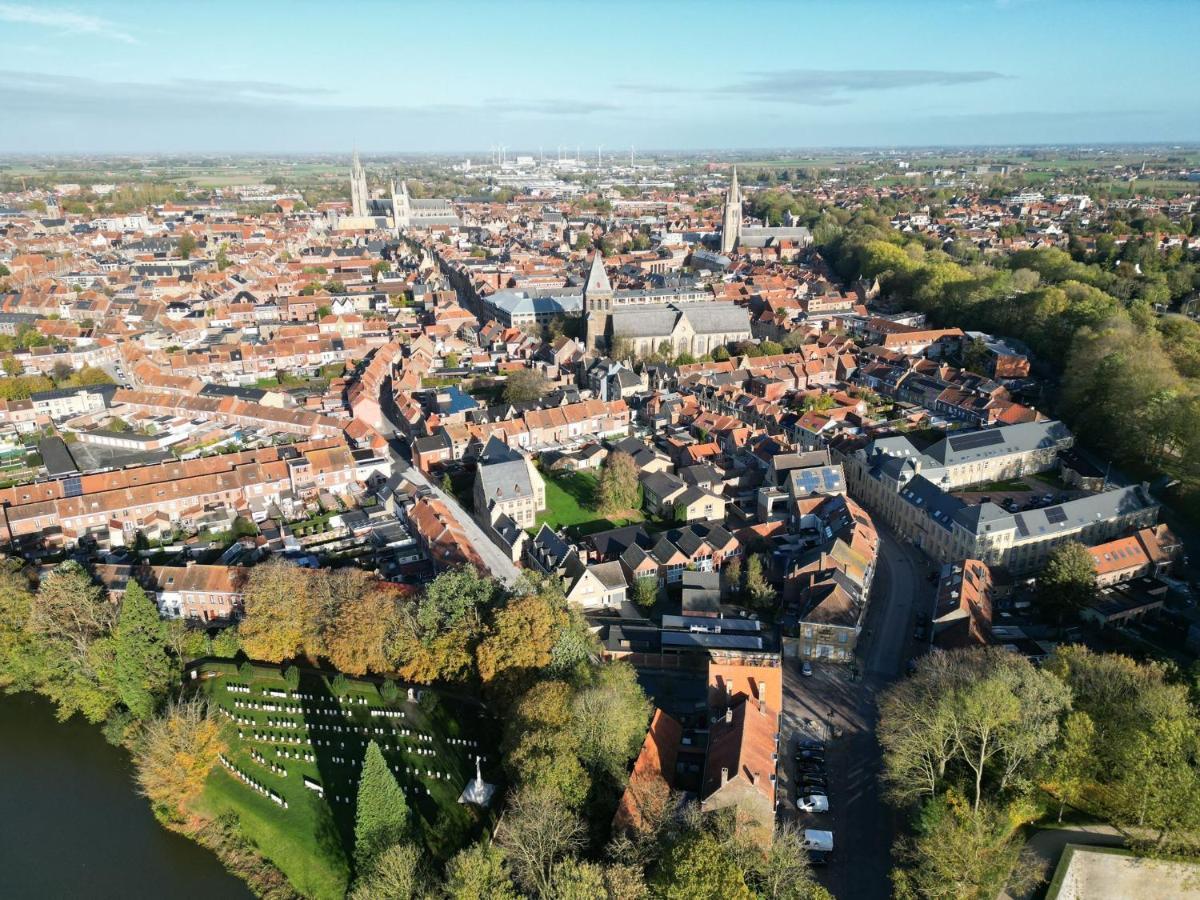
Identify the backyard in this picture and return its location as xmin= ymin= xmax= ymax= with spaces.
xmin=535 ymin=469 xmax=661 ymax=537
xmin=195 ymin=660 xmax=496 ymax=899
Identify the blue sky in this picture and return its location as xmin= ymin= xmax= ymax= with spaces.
xmin=0 ymin=0 xmax=1197 ymax=153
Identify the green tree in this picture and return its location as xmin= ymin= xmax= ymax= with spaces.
xmin=283 ymin=664 xmax=301 ymax=690
xmin=495 ymin=785 xmax=587 ymax=898
xmin=1037 ymin=541 xmax=1097 ymax=626
xmin=632 ymin=577 xmax=658 ymax=609
xmin=176 ymin=234 xmax=197 ymax=259
xmin=350 ymin=842 xmax=424 ymax=900
xmin=596 ymin=451 xmax=640 ymax=515
xmin=569 ymin=662 xmax=650 ymax=781
xmin=112 ymin=581 xmax=174 ymax=719
xmin=445 ymin=841 xmax=518 ymax=900
xmin=1047 ymin=711 xmax=1097 ymax=823
xmin=504 ymin=368 xmax=550 ymax=404
xmin=653 ymin=832 xmax=753 ymax=900
xmin=354 ymin=741 xmax=410 ymax=874
xmin=744 ymin=554 xmax=774 ymax=610
xmin=892 ymin=793 xmax=1034 ymax=900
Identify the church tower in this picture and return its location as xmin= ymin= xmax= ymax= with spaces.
xmin=350 ymin=150 xmax=369 ymax=218
xmin=582 ymin=252 xmax=614 ymax=352
xmin=720 ymin=166 xmax=741 ymax=255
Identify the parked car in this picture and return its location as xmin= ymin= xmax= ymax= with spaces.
xmin=797 ymin=762 xmax=826 ymax=777
xmin=799 ymin=775 xmax=828 ymax=790
xmin=795 ymin=749 xmax=825 ymax=761
xmin=797 ymin=737 xmax=825 ymax=751
xmin=913 ymin=624 xmax=928 ymax=641
xmin=801 ymin=661 xmax=813 ymax=677
xmin=796 ymin=793 xmax=829 ymax=813
xmin=802 ymin=829 xmax=834 ymax=852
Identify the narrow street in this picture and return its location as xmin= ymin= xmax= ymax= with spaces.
xmin=378 ymin=410 xmax=521 ymax=587
xmin=781 ymin=526 xmax=930 ymax=900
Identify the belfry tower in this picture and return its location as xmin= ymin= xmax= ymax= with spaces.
xmin=582 ymin=252 xmax=614 ymax=352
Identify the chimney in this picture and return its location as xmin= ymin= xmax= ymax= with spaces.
xmin=757 ymin=679 xmax=766 ymax=702
xmin=720 ymin=767 xmax=729 ymax=786
xmin=724 ymin=706 xmax=732 ymax=724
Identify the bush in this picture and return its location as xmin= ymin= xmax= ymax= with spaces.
xmin=237 ymin=660 xmax=254 ymax=681
xmin=331 ymin=673 xmax=350 ymax=696
xmin=283 ymin=665 xmax=300 ymax=690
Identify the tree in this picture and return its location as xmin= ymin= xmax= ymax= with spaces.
xmin=548 ymin=859 xmax=606 ymax=900
xmin=596 ymin=451 xmax=640 ymax=515
xmin=1037 ymin=541 xmax=1096 ymax=626
xmin=283 ymin=665 xmax=301 ymax=690
xmin=632 ymin=577 xmax=658 ymax=609
xmin=1047 ymin=711 xmax=1097 ymax=823
xmin=380 ymin=678 xmax=400 ymax=703
xmin=176 ymin=234 xmax=197 ymax=259
xmin=112 ymin=581 xmax=174 ymax=719
xmin=476 ymin=577 xmax=567 ymax=685
xmin=652 ymin=832 xmax=753 ymax=900
xmin=332 ymin=673 xmax=350 ymax=696
xmin=711 ymin=345 xmax=731 ymax=362
xmin=441 ymin=473 xmax=454 ymax=493
xmin=569 ymin=662 xmax=650 ymax=781
xmin=892 ymin=793 xmax=1035 ymax=900
xmin=323 ymin=584 xmax=399 ymax=676
xmin=134 ymin=698 xmax=225 ymax=823
xmin=494 ymin=785 xmax=587 ymax=898
xmin=238 ymin=561 xmax=319 ymax=662
xmin=350 ymin=842 xmax=425 ymax=900
xmin=29 ymin=561 xmax=114 ymax=666
xmin=445 ymin=841 xmax=518 ymax=900
xmin=354 ymin=741 xmax=410 ymax=874
xmin=391 ymin=566 xmax=495 ymax=683
xmin=723 ymin=556 xmax=742 ymax=603
xmin=744 ymin=554 xmax=774 ymax=610
xmin=504 ymin=368 xmax=550 ymax=404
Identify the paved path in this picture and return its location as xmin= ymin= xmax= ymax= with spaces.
xmin=780 ymin=525 xmax=930 ymax=900
xmin=999 ymin=824 xmax=1125 ymax=900
xmin=378 ymin=410 xmax=521 ymax=587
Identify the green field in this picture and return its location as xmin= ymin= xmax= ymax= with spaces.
xmin=195 ymin=660 xmax=496 ymax=899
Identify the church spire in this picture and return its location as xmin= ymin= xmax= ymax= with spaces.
xmin=583 ymin=251 xmax=613 ymax=300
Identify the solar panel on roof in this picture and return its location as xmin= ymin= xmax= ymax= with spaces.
xmin=62 ymin=476 xmax=82 ymax=498
xmin=948 ymin=430 xmax=1005 ymax=452
xmin=1045 ymin=507 xmax=1068 ymax=524
xmin=1013 ymin=513 xmax=1030 ymax=537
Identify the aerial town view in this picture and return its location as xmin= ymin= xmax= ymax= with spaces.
xmin=1 ymin=2 xmax=1200 ymax=899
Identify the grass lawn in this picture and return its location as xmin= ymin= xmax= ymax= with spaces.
xmin=195 ymin=660 xmax=496 ymax=898
xmin=534 ymin=470 xmax=647 ymax=535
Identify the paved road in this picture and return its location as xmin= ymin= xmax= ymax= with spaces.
xmin=780 ymin=525 xmax=930 ymax=900
xmin=378 ymin=410 xmax=521 ymax=587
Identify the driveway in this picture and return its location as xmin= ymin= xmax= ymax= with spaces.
xmin=780 ymin=525 xmax=929 ymax=899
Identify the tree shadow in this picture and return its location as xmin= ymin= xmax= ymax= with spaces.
xmin=299 ymin=671 xmax=359 ymax=869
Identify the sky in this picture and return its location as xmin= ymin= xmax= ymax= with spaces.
xmin=0 ymin=0 xmax=1197 ymax=154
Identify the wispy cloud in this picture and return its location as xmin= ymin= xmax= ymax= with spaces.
xmin=0 ymin=3 xmax=138 ymax=44
xmin=626 ymin=68 xmax=1008 ymax=106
